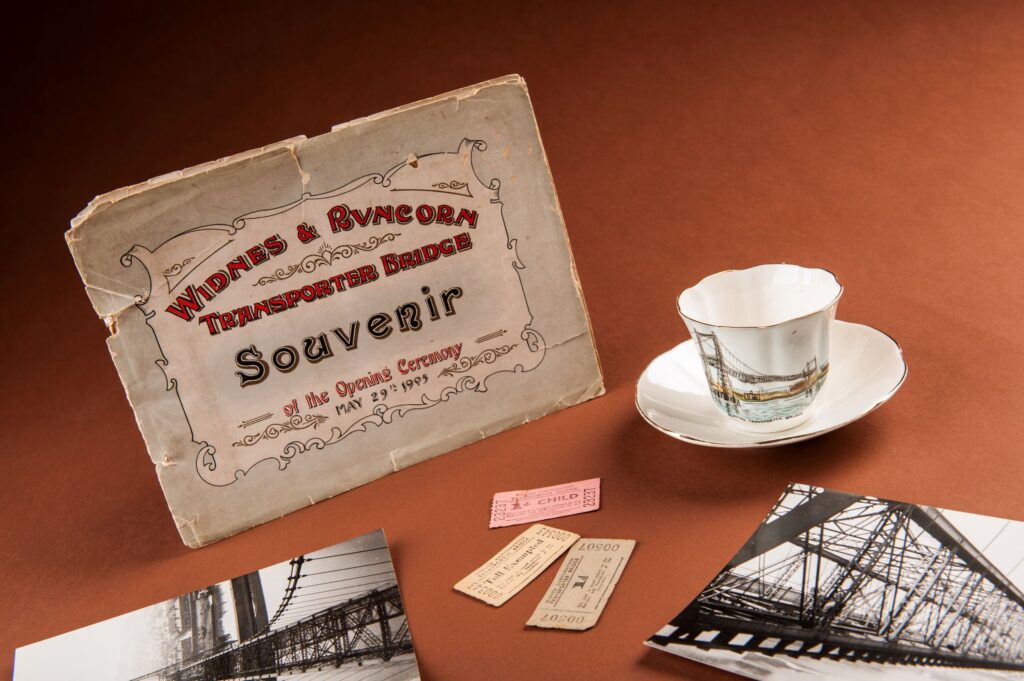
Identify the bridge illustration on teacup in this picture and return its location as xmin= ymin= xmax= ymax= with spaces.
xmin=692 ymin=330 xmax=829 ymax=423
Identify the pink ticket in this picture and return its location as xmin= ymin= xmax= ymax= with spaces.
xmin=489 ymin=478 xmax=601 ymax=528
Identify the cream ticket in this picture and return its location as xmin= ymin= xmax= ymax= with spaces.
xmin=526 ymin=538 xmax=636 ymax=630
xmin=454 ymin=524 xmax=580 ymax=606
xmin=489 ymin=477 xmax=601 ymax=528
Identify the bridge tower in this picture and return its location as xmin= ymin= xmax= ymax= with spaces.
xmin=230 ymin=573 xmax=269 ymax=642
xmin=694 ymin=331 xmax=737 ymax=405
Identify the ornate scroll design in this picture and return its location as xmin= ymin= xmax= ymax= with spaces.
xmin=269 ymin=328 xmax=546 ymax=471
xmin=164 ymin=139 xmax=549 ymax=486
xmin=233 ymin=414 xmax=328 ymax=448
xmin=522 ymin=326 xmax=544 ymax=354
xmin=199 ymin=443 xmax=218 ymax=471
xmin=253 ymin=233 xmax=400 ymax=286
xmin=162 ymin=257 xmax=195 ymax=289
xmin=392 ymin=179 xmax=472 ymax=197
xmin=432 ymin=179 xmax=469 ymax=191
xmin=439 ymin=344 xmax=518 ymax=377
xmin=277 ymin=376 xmax=481 ymax=466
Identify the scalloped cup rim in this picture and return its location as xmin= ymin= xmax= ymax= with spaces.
xmin=677 ymin=264 xmax=843 ymax=329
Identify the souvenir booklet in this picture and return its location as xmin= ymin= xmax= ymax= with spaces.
xmin=14 ymin=530 xmax=419 ymax=681
xmin=67 ymin=75 xmax=603 ymax=547
xmin=647 ymin=483 xmax=1024 ymax=679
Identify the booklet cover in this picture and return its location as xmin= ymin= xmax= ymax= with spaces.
xmin=67 ymin=75 xmax=603 ymax=547
xmin=14 ymin=529 xmax=419 ymax=681
xmin=647 ymin=483 xmax=1024 ymax=679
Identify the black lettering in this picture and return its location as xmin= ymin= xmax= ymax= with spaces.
xmin=367 ymin=312 xmax=393 ymax=339
xmin=422 ymin=286 xmax=440 ymax=320
xmin=395 ymin=302 xmax=422 ymax=332
xmin=302 ymin=333 xmax=334 ymax=363
xmin=235 ymin=345 xmax=269 ymax=387
xmin=331 ymin=322 xmax=360 ymax=351
xmin=441 ymin=286 xmax=463 ymax=316
xmin=272 ymin=346 xmax=299 ymax=373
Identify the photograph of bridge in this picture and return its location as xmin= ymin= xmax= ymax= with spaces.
xmin=14 ymin=529 xmax=419 ymax=681
xmin=647 ymin=483 xmax=1024 ymax=679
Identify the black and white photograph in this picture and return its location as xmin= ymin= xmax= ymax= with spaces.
xmin=14 ymin=529 xmax=419 ymax=681
xmin=647 ymin=483 xmax=1024 ymax=680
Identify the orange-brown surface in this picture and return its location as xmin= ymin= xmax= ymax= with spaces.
xmin=2 ymin=2 xmax=1023 ymax=679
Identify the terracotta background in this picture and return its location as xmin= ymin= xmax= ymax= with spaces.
xmin=3 ymin=2 xmax=1024 ymax=679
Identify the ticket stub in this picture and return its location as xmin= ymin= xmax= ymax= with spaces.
xmin=526 ymin=538 xmax=636 ymax=630
xmin=454 ymin=524 xmax=580 ymax=606
xmin=489 ymin=477 xmax=601 ymax=528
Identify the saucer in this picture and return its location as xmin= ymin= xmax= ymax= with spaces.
xmin=635 ymin=320 xmax=906 ymax=447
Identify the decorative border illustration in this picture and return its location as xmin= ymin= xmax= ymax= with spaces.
xmin=253 ymin=232 xmax=400 ymax=286
xmin=232 ymin=414 xmax=328 ymax=449
xmin=162 ymin=257 xmax=195 ymax=290
xmin=475 ymin=329 xmax=506 ymax=344
xmin=430 ymin=179 xmax=471 ymax=195
xmin=122 ymin=139 xmax=545 ymax=486
xmin=439 ymin=344 xmax=518 ymax=377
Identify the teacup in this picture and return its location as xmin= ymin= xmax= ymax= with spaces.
xmin=677 ymin=264 xmax=842 ymax=433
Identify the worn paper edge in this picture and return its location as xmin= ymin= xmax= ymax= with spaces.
xmin=66 ymin=74 xmax=605 ymax=547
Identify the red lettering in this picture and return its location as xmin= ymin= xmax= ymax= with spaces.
xmin=197 ymin=312 xmax=220 ymax=334
xmin=415 ymin=205 xmax=435 ymax=224
xmin=422 ymin=243 xmax=441 ymax=262
xmin=264 ymin=234 xmax=287 ymax=255
xmin=226 ymin=256 xmax=251 ymax=280
xmin=235 ymin=306 xmax=254 ymax=327
xmin=269 ymin=295 xmax=288 ymax=312
xmin=327 ymin=205 xmax=351 ymax=232
xmin=296 ymin=223 xmax=319 ymax=244
xmin=395 ymin=204 xmax=413 ymax=224
xmin=206 ymin=271 xmax=229 ymax=292
xmin=247 ymin=245 xmax=268 ymax=265
xmin=359 ymin=265 xmax=378 ymax=282
xmin=351 ymin=207 xmax=372 ymax=226
xmin=436 ymin=204 xmax=454 ymax=224
xmin=329 ymin=273 xmax=348 ymax=292
xmin=381 ymin=253 xmax=401 ymax=275
xmin=252 ymin=300 xmax=271 ymax=320
xmin=313 ymin=280 xmax=332 ymax=298
xmin=165 ymin=286 xmax=205 ymax=321
xmin=455 ymin=208 xmax=478 ymax=227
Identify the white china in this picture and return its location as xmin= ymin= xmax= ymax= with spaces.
xmin=678 ymin=264 xmax=843 ymax=433
xmin=635 ymin=320 xmax=906 ymax=448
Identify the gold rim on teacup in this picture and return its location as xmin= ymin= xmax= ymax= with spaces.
xmin=677 ymin=263 xmax=843 ymax=330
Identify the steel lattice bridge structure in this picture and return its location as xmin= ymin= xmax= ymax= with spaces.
xmin=134 ymin=544 xmax=414 ymax=680
xmin=650 ymin=484 xmax=1024 ymax=671
xmin=692 ymin=331 xmax=828 ymax=404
